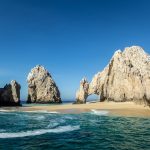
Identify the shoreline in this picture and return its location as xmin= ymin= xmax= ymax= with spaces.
xmin=0 ymin=101 xmax=150 ymax=117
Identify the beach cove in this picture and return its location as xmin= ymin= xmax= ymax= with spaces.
xmin=1 ymin=101 xmax=150 ymax=117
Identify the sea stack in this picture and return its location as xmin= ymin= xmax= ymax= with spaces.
xmin=0 ymin=80 xmax=21 ymax=106
xmin=27 ymin=65 xmax=61 ymax=103
xmin=76 ymin=78 xmax=89 ymax=104
xmin=76 ymin=46 xmax=150 ymax=106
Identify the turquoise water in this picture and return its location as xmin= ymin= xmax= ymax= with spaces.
xmin=21 ymin=100 xmax=74 ymax=106
xmin=0 ymin=110 xmax=150 ymax=150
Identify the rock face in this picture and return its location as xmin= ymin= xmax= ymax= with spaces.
xmin=27 ymin=65 xmax=61 ymax=103
xmin=76 ymin=78 xmax=89 ymax=103
xmin=0 ymin=80 xmax=21 ymax=106
xmin=76 ymin=46 xmax=150 ymax=106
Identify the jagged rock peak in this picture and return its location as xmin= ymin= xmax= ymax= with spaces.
xmin=27 ymin=65 xmax=61 ymax=103
xmin=81 ymin=77 xmax=88 ymax=83
xmin=0 ymin=80 xmax=21 ymax=106
xmin=123 ymin=46 xmax=146 ymax=55
xmin=27 ymin=65 xmax=51 ymax=81
xmin=75 ymin=46 xmax=150 ymax=106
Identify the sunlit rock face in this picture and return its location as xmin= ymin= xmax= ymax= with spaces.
xmin=0 ymin=80 xmax=21 ymax=106
xmin=76 ymin=78 xmax=89 ymax=103
xmin=27 ymin=65 xmax=61 ymax=103
xmin=76 ymin=46 xmax=150 ymax=106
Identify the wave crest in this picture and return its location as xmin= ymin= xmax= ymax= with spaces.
xmin=25 ymin=110 xmax=59 ymax=114
xmin=0 ymin=125 xmax=80 ymax=139
xmin=91 ymin=109 xmax=109 ymax=115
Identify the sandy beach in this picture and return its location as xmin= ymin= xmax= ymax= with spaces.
xmin=1 ymin=101 xmax=149 ymax=117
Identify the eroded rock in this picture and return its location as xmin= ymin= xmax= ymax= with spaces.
xmin=27 ymin=65 xmax=61 ymax=103
xmin=76 ymin=46 xmax=150 ymax=106
xmin=0 ymin=80 xmax=21 ymax=106
xmin=75 ymin=78 xmax=89 ymax=104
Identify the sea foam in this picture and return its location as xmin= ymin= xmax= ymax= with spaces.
xmin=91 ymin=109 xmax=109 ymax=115
xmin=0 ymin=125 xmax=80 ymax=139
xmin=25 ymin=110 xmax=59 ymax=114
xmin=0 ymin=109 xmax=14 ymax=112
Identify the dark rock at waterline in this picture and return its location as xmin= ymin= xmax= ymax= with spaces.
xmin=0 ymin=80 xmax=21 ymax=106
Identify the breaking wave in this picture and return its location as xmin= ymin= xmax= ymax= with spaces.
xmin=25 ymin=110 xmax=59 ymax=114
xmin=0 ymin=125 xmax=80 ymax=139
xmin=35 ymin=115 xmax=45 ymax=120
xmin=0 ymin=109 xmax=14 ymax=113
xmin=0 ymin=109 xmax=9 ymax=112
xmin=47 ymin=117 xmax=67 ymax=128
xmin=91 ymin=109 xmax=109 ymax=115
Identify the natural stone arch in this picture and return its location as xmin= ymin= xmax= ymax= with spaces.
xmin=75 ymin=77 xmax=102 ymax=103
xmin=75 ymin=46 xmax=150 ymax=106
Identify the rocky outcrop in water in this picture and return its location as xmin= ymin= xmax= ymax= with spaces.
xmin=0 ymin=80 xmax=21 ymax=106
xmin=76 ymin=46 xmax=150 ymax=106
xmin=76 ymin=78 xmax=89 ymax=104
xmin=27 ymin=65 xmax=61 ymax=103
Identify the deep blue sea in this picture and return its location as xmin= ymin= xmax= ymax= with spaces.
xmin=0 ymin=109 xmax=150 ymax=150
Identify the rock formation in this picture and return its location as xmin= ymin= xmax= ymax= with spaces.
xmin=0 ymin=80 xmax=21 ymax=106
xmin=76 ymin=46 xmax=150 ymax=106
xmin=27 ymin=65 xmax=61 ymax=103
xmin=75 ymin=78 xmax=89 ymax=103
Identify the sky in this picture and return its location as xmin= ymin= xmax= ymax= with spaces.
xmin=0 ymin=0 xmax=150 ymax=100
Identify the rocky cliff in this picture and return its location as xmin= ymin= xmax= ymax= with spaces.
xmin=0 ymin=80 xmax=21 ymax=106
xmin=27 ymin=65 xmax=61 ymax=103
xmin=76 ymin=46 xmax=150 ymax=106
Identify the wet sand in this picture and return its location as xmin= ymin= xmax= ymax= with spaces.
xmin=1 ymin=101 xmax=149 ymax=117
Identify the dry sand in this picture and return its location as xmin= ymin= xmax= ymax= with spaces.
xmin=5 ymin=101 xmax=149 ymax=117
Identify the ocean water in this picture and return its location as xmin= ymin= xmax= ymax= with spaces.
xmin=21 ymin=100 xmax=74 ymax=106
xmin=0 ymin=110 xmax=150 ymax=150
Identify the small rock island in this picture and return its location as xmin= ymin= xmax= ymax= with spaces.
xmin=76 ymin=46 xmax=150 ymax=106
xmin=0 ymin=80 xmax=21 ymax=106
xmin=27 ymin=65 xmax=61 ymax=103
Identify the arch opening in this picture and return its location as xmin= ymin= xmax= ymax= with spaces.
xmin=86 ymin=94 xmax=100 ymax=103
